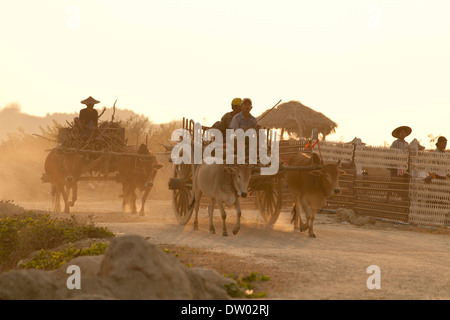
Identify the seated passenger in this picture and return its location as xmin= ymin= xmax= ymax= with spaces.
xmin=212 ymin=97 xmax=242 ymax=135
xmin=229 ymin=98 xmax=258 ymax=131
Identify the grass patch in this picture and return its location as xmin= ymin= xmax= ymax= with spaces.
xmin=163 ymin=247 xmax=179 ymax=257
xmin=156 ymin=245 xmax=274 ymax=299
xmin=0 ymin=207 xmax=114 ymax=272
xmin=224 ymin=272 xmax=270 ymax=299
xmin=19 ymin=242 xmax=108 ymax=270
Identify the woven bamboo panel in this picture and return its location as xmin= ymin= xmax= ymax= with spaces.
xmin=319 ymin=142 xmax=354 ymax=164
xmin=410 ymin=151 xmax=450 ymax=175
xmin=353 ymin=175 xmax=409 ymax=222
xmin=278 ymin=139 xmax=308 ymax=161
xmin=408 ymin=178 xmax=450 ymax=227
xmin=278 ymin=140 xmax=355 ymax=165
xmin=354 ymin=146 xmax=409 ymax=170
xmin=409 ymin=204 xmax=448 ymax=227
xmin=326 ymin=169 xmax=355 ymax=209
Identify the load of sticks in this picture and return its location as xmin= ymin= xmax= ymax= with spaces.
xmin=58 ymin=99 xmax=128 ymax=152
xmin=58 ymin=120 xmax=127 ymax=152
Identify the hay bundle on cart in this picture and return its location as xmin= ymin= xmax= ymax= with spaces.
xmin=57 ymin=120 xmax=127 ymax=152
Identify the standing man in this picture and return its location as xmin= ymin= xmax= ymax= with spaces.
xmin=74 ymin=96 xmax=100 ymax=134
xmin=435 ymin=136 xmax=447 ymax=153
xmin=424 ymin=136 xmax=448 ymax=183
xmin=229 ymin=98 xmax=258 ymax=131
xmin=390 ymin=125 xmax=411 ymax=177
xmin=390 ymin=126 xmax=411 ymax=150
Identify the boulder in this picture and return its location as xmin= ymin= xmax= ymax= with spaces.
xmin=0 ymin=235 xmax=233 ymax=300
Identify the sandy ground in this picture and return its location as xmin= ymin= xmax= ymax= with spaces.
xmin=17 ymin=194 xmax=450 ymax=301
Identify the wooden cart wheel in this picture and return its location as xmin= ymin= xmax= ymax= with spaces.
xmin=254 ymin=176 xmax=283 ymax=225
xmin=171 ymin=163 xmax=194 ymax=225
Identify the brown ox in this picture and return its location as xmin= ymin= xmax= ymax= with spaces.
xmin=118 ymin=144 xmax=163 ymax=215
xmin=44 ymin=149 xmax=84 ymax=213
xmin=286 ymin=152 xmax=346 ymax=238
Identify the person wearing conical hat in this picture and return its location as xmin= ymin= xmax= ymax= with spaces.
xmin=390 ymin=126 xmax=411 ymax=150
xmin=74 ymin=96 xmax=100 ymax=134
xmin=389 ymin=126 xmax=411 ymax=177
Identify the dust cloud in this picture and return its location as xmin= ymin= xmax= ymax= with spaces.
xmin=0 ymin=103 xmax=174 ymax=205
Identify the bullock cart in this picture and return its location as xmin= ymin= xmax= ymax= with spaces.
xmin=38 ymin=99 xmax=168 ymax=213
xmin=168 ymin=118 xmax=321 ymax=225
xmin=41 ymin=117 xmax=171 ymax=214
xmin=41 ymin=120 xmax=157 ymax=187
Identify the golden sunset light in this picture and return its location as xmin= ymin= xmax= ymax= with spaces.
xmin=1 ymin=0 xmax=449 ymax=146
xmin=0 ymin=1 xmax=449 ymax=303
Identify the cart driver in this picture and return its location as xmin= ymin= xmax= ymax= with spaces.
xmin=229 ymin=98 xmax=260 ymax=159
xmin=230 ymin=98 xmax=258 ymax=131
xmin=74 ymin=96 xmax=100 ymax=136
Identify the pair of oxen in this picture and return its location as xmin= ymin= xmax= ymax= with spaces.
xmin=46 ymin=147 xmax=344 ymax=238
xmin=189 ymin=152 xmax=346 ymax=238
xmin=44 ymin=144 xmax=163 ymax=215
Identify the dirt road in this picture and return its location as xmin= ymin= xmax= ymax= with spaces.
xmin=19 ymin=198 xmax=450 ymax=300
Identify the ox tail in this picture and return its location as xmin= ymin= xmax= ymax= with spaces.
xmin=188 ymin=194 xmax=195 ymax=212
xmin=290 ymin=203 xmax=297 ymax=224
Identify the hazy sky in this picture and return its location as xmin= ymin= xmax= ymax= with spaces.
xmin=1 ymin=0 xmax=449 ymax=147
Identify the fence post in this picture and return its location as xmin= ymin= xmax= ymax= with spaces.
xmin=352 ymin=138 xmax=363 ymax=213
xmin=409 ymin=139 xmax=420 ymax=178
xmin=351 ymin=138 xmax=363 ymax=177
xmin=407 ymin=139 xmax=420 ymax=225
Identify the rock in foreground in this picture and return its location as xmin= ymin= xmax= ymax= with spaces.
xmin=0 ymin=235 xmax=233 ymax=300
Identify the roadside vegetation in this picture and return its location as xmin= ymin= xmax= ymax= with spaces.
xmin=1 ymin=202 xmax=271 ymax=299
xmin=224 ymin=272 xmax=270 ymax=299
xmin=0 ymin=200 xmax=114 ymax=273
xmin=161 ymin=245 xmax=271 ymax=299
xmin=19 ymin=242 xmax=108 ymax=270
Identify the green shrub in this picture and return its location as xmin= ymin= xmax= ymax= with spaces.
xmin=19 ymin=242 xmax=108 ymax=270
xmin=0 ymin=212 xmax=114 ymax=272
xmin=224 ymin=272 xmax=270 ymax=299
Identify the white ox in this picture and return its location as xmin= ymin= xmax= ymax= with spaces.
xmin=189 ymin=161 xmax=253 ymax=236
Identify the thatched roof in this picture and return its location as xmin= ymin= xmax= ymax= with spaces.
xmin=256 ymin=100 xmax=337 ymax=139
